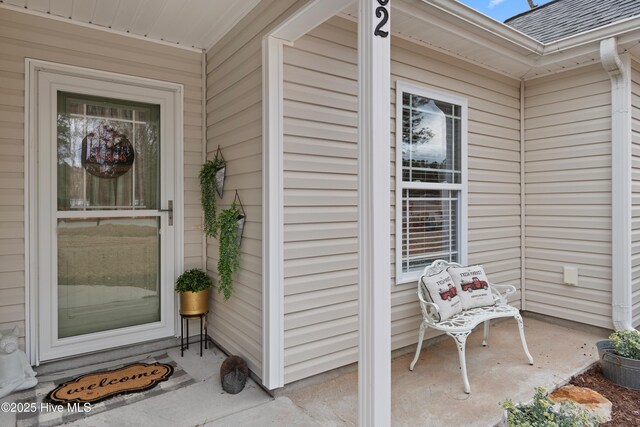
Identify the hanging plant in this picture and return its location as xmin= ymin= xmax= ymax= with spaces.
xmin=199 ymin=152 xmax=226 ymax=237
xmin=216 ymin=200 xmax=244 ymax=301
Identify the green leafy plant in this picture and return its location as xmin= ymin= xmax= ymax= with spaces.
xmin=175 ymin=268 xmax=213 ymax=293
xmin=501 ymin=387 xmax=599 ymax=427
xmin=609 ymin=329 xmax=640 ymax=360
xmin=199 ymin=157 xmax=225 ymax=237
xmin=216 ymin=202 xmax=242 ymax=301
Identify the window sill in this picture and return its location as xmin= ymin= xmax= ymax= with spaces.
xmin=395 ymin=273 xmax=421 ymax=286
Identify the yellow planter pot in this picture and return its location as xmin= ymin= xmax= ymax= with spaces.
xmin=179 ymin=289 xmax=210 ymax=315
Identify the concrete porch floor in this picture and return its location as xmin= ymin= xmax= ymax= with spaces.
xmin=0 ymin=314 xmax=608 ymax=427
xmin=284 ymin=315 xmax=609 ymax=427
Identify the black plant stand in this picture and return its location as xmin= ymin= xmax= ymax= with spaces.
xmin=180 ymin=311 xmax=208 ymax=357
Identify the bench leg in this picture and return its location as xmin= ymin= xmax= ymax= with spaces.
xmin=515 ymin=314 xmax=534 ymax=365
xmin=482 ymin=320 xmax=490 ymax=347
xmin=409 ymin=323 xmax=426 ymax=371
xmin=448 ymin=331 xmax=472 ymax=394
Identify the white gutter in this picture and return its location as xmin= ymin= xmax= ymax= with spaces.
xmin=600 ymin=37 xmax=634 ymax=331
xmin=544 ymin=15 xmax=640 ymax=53
xmin=520 ymin=80 xmax=526 ymax=311
xmin=425 ymin=0 xmax=640 ymax=56
xmin=420 ymin=0 xmax=640 ymax=78
xmin=420 ymin=0 xmax=543 ymax=55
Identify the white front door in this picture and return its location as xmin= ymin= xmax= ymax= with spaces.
xmin=34 ymin=66 xmax=181 ymax=361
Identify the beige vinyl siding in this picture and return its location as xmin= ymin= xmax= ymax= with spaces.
xmin=282 ymin=17 xmax=522 ymax=384
xmin=524 ymin=64 xmax=613 ymax=329
xmin=632 ymin=58 xmax=640 ymax=329
xmin=205 ymin=0 xmax=309 ymax=380
xmin=0 ymin=8 xmax=204 ymax=348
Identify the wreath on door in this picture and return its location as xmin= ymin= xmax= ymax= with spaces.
xmin=81 ymin=125 xmax=135 ymax=179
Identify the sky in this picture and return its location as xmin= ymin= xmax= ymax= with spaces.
xmin=457 ymin=0 xmax=553 ymax=22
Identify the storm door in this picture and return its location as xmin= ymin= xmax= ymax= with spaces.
xmin=36 ymin=70 xmax=177 ymax=361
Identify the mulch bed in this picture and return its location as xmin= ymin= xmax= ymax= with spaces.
xmin=569 ymin=365 xmax=640 ymax=426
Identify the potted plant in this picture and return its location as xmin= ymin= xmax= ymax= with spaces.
xmin=500 ymin=387 xmax=599 ymax=427
xmin=216 ymin=201 xmax=244 ymax=301
xmin=175 ymin=268 xmax=213 ymax=315
xmin=199 ymin=154 xmax=226 ymax=238
xmin=597 ymin=329 xmax=640 ymax=390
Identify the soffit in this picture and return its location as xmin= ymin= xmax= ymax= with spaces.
xmin=0 ymin=0 xmax=261 ymax=51
xmin=3 ymin=0 xmax=638 ymax=76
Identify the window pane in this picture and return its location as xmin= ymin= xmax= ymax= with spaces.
xmin=401 ymin=189 xmax=459 ymax=275
xmin=57 ymin=217 xmax=160 ymax=338
xmin=57 ymin=92 xmax=160 ymax=210
xmin=402 ymin=93 xmax=461 ymax=184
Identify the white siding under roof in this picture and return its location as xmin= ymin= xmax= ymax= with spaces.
xmin=0 ymin=7 xmax=204 ymax=348
xmin=632 ymin=57 xmax=640 ymax=329
xmin=524 ymin=64 xmax=613 ymax=329
xmin=282 ymin=16 xmax=523 ymax=384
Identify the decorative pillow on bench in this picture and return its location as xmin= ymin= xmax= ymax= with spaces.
xmin=420 ymin=270 xmax=463 ymax=321
xmin=447 ymin=265 xmax=495 ymax=309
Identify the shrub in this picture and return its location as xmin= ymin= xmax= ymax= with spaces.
xmin=609 ymin=329 xmax=640 ymax=360
xmin=175 ymin=268 xmax=213 ymax=293
xmin=501 ymin=387 xmax=599 ymax=427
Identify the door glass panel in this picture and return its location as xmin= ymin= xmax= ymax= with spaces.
xmin=56 ymin=91 xmax=162 ymax=340
xmin=57 ymin=217 xmax=161 ymax=338
xmin=57 ymin=93 xmax=160 ymax=211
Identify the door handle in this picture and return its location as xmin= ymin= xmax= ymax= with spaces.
xmin=159 ymin=200 xmax=173 ymax=226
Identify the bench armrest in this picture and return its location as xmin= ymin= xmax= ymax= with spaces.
xmin=417 ymin=290 xmax=440 ymax=325
xmin=489 ymin=283 xmax=516 ymax=305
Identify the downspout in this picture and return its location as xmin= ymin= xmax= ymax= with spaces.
xmin=201 ymin=50 xmax=207 ymax=271
xmin=600 ymin=37 xmax=634 ymax=331
xmin=520 ymin=80 xmax=526 ymax=311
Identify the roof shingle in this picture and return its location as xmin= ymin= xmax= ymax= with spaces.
xmin=504 ymin=0 xmax=640 ymax=43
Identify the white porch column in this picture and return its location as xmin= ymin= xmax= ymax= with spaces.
xmin=358 ymin=1 xmax=391 ymax=426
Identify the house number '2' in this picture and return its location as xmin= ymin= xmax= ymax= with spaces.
xmin=374 ymin=0 xmax=389 ymax=38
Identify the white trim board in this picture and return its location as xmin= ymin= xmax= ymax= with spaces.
xmin=358 ymin=0 xmax=392 ymax=424
xmin=25 ymin=59 xmax=184 ymax=364
xmin=270 ymin=0 xmax=354 ymax=42
xmin=261 ymin=35 xmax=286 ymax=390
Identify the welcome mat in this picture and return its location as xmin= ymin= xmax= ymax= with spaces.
xmin=13 ymin=353 xmax=196 ymax=427
xmin=46 ymin=362 xmax=173 ymax=405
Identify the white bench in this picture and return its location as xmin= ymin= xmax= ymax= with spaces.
xmin=409 ymin=260 xmax=534 ymax=393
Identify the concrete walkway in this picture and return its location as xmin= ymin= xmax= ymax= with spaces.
xmin=1 ymin=315 xmax=608 ymax=426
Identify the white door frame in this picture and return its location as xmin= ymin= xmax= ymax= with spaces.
xmin=25 ymin=59 xmax=184 ymax=364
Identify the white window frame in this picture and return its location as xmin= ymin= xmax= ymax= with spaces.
xmin=394 ymin=81 xmax=468 ymax=285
